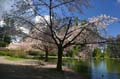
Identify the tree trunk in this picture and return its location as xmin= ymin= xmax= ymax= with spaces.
xmin=56 ymin=45 xmax=63 ymax=71
xmin=45 ymin=50 xmax=48 ymax=62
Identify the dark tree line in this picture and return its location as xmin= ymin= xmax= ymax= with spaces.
xmin=0 ymin=19 xmax=12 ymax=47
xmin=106 ymin=35 xmax=120 ymax=58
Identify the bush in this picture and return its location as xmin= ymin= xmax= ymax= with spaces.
xmin=0 ymin=49 xmax=57 ymax=60
xmin=27 ymin=50 xmax=41 ymax=56
xmin=0 ymin=49 xmax=27 ymax=58
xmin=48 ymin=52 xmax=57 ymax=56
xmin=0 ymin=42 xmax=8 ymax=47
xmin=9 ymin=50 xmax=27 ymax=58
xmin=0 ymin=51 xmax=8 ymax=56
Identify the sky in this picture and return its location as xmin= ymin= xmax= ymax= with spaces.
xmin=0 ymin=0 xmax=120 ymax=37
xmin=79 ymin=0 xmax=120 ymax=37
xmin=0 ymin=0 xmax=14 ymax=18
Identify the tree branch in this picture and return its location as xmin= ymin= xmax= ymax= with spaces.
xmin=62 ymin=18 xmax=72 ymax=43
xmin=63 ymin=23 xmax=88 ymax=48
xmin=51 ymin=0 xmax=75 ymax=9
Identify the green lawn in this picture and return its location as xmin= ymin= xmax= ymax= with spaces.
xmin=5 ymin=56 xmax=26 ymax=61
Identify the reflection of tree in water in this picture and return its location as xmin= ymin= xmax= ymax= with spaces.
xmin=65 ymin=59 xmax=91 ymax=78
xmin=105 ymin=59 xmax=120 ymax=73
xmin=93 ymin=59 xmax=102 ymax=67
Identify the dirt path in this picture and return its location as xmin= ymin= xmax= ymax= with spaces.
xmin=0 ymin=56 xmax=42 ymax=66
xmin=0 ymin=56 xmax=86 ymax=79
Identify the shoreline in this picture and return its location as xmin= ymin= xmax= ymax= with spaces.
xmin=0 ymin=56 xmax=87 ymax=79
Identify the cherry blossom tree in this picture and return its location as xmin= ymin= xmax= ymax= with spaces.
xmin=5 ymin=0 xmax=120 ymax=71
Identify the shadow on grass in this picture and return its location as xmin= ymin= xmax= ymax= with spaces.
xmin=0 ymin=63 xmax=85 ymax=79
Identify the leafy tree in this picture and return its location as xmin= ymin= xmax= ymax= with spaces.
xmin=105 ymin=35 xmax=120 ymax=58
xmin=104 ymin=50 xmax=110 ymax=58
xmin=0 ymin=24 xmax=11 ymax=47
xmin=92 ymin=48 xmax=102 ymax=58
xmin=71 ymin=45 xmax=81 ymax=57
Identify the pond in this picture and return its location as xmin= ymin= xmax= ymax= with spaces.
xmin=63 ymin=58 xmax=120 ymax=79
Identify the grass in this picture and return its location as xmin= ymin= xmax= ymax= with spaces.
xmin=48 ymin=56 xmax=71 ymax=59
xmin=5 ymin=56 xmax=27 ymax=61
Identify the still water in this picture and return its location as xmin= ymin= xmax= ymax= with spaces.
xmin=64 ymin=58 xmax=120 ymax=79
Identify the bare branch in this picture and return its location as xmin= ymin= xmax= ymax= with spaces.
xmin=51 ymin=0 xmax=75 ymax=9
xmin=62 ymin=18 xmax=72 ymax=43
xmin=38 ymin=0 xmax=49 ymax=7
xmin=63 ymin=23 xmax=88 ymax=48
xmin=22 ymin=32 xmax=55 ymax=44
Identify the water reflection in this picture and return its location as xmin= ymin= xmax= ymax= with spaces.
xmin=91 ymin=59 xmax=120 ymax=79
xmin=65 ymin=59 xmax=91 ymax=79
xmin=65 ymin=58 xmax=120 ymax=79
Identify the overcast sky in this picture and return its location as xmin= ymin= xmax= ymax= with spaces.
xmin=0 ymin=0 xmax=14 ymax=19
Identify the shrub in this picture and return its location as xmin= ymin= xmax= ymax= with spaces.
xmin=0 ymin=42 xmax=8 ymax=47
xmin=10 ymin=50 xmax=27 ymax=58
xmin=0 ymin=51 xmax=7 ymax=56
xmin=27 ymin=50 xmax=41 ymax=56
xmin=0 ymin=49 xmax=27 ymax=58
